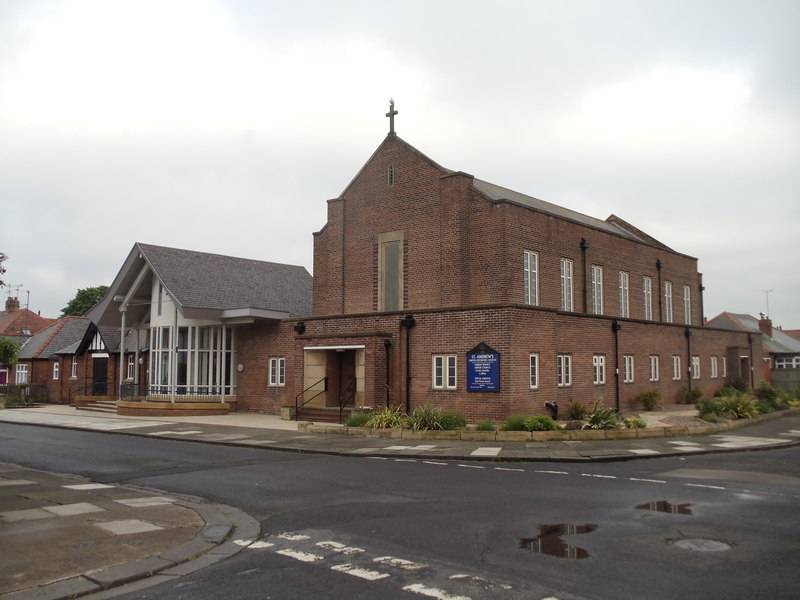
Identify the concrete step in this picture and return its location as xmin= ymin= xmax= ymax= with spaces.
xmin=297 ymin=406 xmax=353 ymax=424
xmin=77 ymin=401 xmax=117 ymax=414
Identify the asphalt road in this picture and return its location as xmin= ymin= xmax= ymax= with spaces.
xmin=2 ymin=422 xmax=799 ymax=600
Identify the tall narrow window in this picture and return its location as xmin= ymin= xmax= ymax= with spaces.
xmin=672 ymin=355 xmax=681 ymax=380
xmin=619 ymin=271 xmax=630 ymax=318
xmin=71 ymin=356 xmax=78 ymax=378
xmin=556 ymin=354 xmax=572 ymax=387
xmin=664 ymin=281 xmax=673 ymax=323
xmin=722 ymin=356 xmax=727 ymax=378
xmin=591 ymin=265 xmax=604 ymax=315
xmin=53 ymin=362 xmax=59 ymax=380
xmin=643 ymin=276 xmax=653 ymax=320
xmin=269 ymin=357 xmax=286 ymax=386
xmin=378 ymin=231 xmax=404 ymax=312
xmin=710 ymin=356 xmax=718 ymax=378
xmin=692 ymin=356 xmax=701 ymax=379
xmin=387 ymin=165 xmax=395 ymax=186
xmin=523 ymin=251 xmax=539 ymax=306
xmin=433 ymin=355 xmax=457 ymax=390
xmin=649 ymin=355 xmax=659 ymax=381
xmin=623 ymin=355 xmax=635 ymax=383
xmin=593 ymin=354 xmax=606 ymax=385
xmin=126 ymin=355 xmax=135 ymax=380
xmin=529 ymin=354 xmax=539 ymax=389
xmin=683 ymin=285 xmax=692 ymax=325
xmin=560 ymin=259 xmax=574 ymax=312
xmin=157 ymin=282 xmax=163 ymax=316
xmin=16 ymin=364 xmax=28 ymax=384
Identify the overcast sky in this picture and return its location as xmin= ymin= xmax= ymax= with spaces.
xmin=1 ymin=0 xmax=798 ymax=326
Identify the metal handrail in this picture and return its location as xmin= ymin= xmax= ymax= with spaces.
xmin=294 ymin=377 xmax=328 ymax=420
xmin=338 ymin=378 xmax=357 ymax=424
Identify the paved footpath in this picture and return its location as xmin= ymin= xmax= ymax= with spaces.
xmin=1 ymin=405 xmax=799 ymax=599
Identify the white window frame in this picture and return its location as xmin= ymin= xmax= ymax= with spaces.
xmin=556 ymin=354 xmax=572 ymax=387
xmin=591 ymin=265 xmax=604 ymax=315
xmin=71 ymin=356 xmax=78 ymax=378
xmin=53 ymin=362 xmax=59 ymax=380
xmin=664 ymin=281 xmax=673 ymax=323
xmin=692 ymin=355 xmax=701 ymax=380
xmin=619 ymin=271 xmax=630 ymax=318
xmin=672 ymin=355 xmax=681 ymax=380
xmin=623 ymin=355 xmax=635 ymax=383
xmin=592 ymin=354 xmax=606 ymax=385
xmin=710 ymin=356 xmax=718 ymax=378
xmin=683 ymin=284 xmax=692 ymax=325
xmin=433 ymin=355 xmax=457 ymax=390
xmin=649 ymin=355 xmax=659 ymax=382
xmin=721 ymin=356 xmax=727 ymax=377
xmin=16 ymin=364 xmax=29 ymax=384
xmin=643 ymin=276 xmax=653 ymax=320
xmin=523 ymin=251 xmax=539 ymax=306
xmin=560 ymin=258 xmax=574 ymax=311
xmin=269 ymin=357 xmax=286 ymax=387
xmin=126 ymin=355 xmax=136 ymax=380
xmin=529 ymin=353 xmax=539 ymax=389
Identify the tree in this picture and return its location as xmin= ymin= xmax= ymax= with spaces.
xmin=61 ymin=286 xmax=109 ymax=316
xmin=0 ymin=337 xmax=19 ymax=368
xmin=0 ymin=252 xmax=7 ymax=288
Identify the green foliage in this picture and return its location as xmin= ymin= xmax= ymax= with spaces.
xmin=624 ymin=417 xmax=647 ymax=429
xmin=0 ymin=251 xmax=6 ymax=287
xmin=565 ymin=400 xmax=587 ymax=420
xmin=440 ymin=411 xmax=467 ymax=431
xmin=365 ymin=406 xmax=407 ymax=429
xmin=754 ymin=381 xmax=779 ymax=403
xmin=0 ymin=337 xmax=20 ymax=367
xmin=636 ymin=390 xmax=662 ymax=411
xmin=503 ymin=415 xmax=530 ymax=431
xmin=696 ymin=397 xmax=721 ymax=421
xmin=716 ymin=393 xmax=758 ymax=419
xmin=61 ymin=285 xmax=109 ymax=317
xmin=678 ymin=386 xmax=704 ymax=404
xmin=475 ymin=420 xmax=497 ymax=431
xmin=346 ymin=411 xmax=372 ymax=427
xmin=407 ymin=405 xmax=446 ymax=430
xmin=582 ymin=400 xmax=619 ymax=430
xmin=523 ymin=415 xmax=558 ymax=431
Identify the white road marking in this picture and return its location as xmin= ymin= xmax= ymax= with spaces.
xmin=686 ymin=483 xmax=726 ymax=490
xmin=458 ymin=464 xmax=485 ymax=469
xmin=316 ymin=541 xmax=365 ymax=555
xmin=279 ymin=532 xmax=311 ymax=541
xmin=470 ymin=447 xmax=501 ymax=457
xmin=423 ymin=461 xmax=448 ymax=466
xmin=276 ymin=549 xmax=323 ymax=562
xmin=669 ymin=441 xmax=701 ymax=446
xmin=394 ymin=459 xmax=418 ymax=463
xmin=331 ymin=563 xmax=390 ymax=580
xmin=233 ymin=539 xmax=275 ymax=549
xmin=535 ymin=470 xmax=568 ymax=475
xmin=629 ymin=478 xmax=666 ymax=484
xmin=62 ymin=483 xmax=115 ymax=490
xmin=403 ymin=583 xmax=472 ymax=600
xmin=494 ymin=467 xmax=524 ymax=472
xmin=115 ymin=496 xmax=175 ymax=507
xmin=373 ymin=556 xmax=428 ymax=571
xmin=581 ymin=474 xmax=616 ymax=479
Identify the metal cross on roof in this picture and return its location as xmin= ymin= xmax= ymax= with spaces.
xmin=386 ymin=98 xmax=398 ymax=135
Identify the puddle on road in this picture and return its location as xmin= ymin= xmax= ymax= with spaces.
xmin=636 ymin=500 xmax=692 ymax=515
xmin=519 ymin=523 xmax=597 ymax=559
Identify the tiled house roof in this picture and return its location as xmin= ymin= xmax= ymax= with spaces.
xmin=18 ymin=317 xmax=92 ymax=360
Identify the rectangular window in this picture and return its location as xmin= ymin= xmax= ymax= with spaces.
xmin=692 ymin=356 xmax=701 ymax=379
xmin=643 ymin=276 xmax=653 ymax=320
xmin=433 ymin=355 xmax=457 ymax=390
xmin=523 ymin=251 xmax=539 ymax=306
xmin=672 ymin=355 xmax=681 ymax=380
xmin=619 ymin=271 xmax=630 ymax=318
xmin=269 ymin=357 xmax=286 ymax=386
xmin=556 ymin=354 xmax=572 ymax=387
xmin=16 ymin=364 xmax=29 ymax=384
xmin=722 ymin=356 xmax=727 ymax=377
xmin=683 ymin=285 xmax=692 ymax=325
xmin=378 ymin=232 xmax=404 ymax=312
xmin=623 ymin=355 xmax=635 ymax=383
xmin=560 ymin=258 xmax=574 ymax=311
xmin=529 ymin=354 xmax=539 ymax=389
xmin=592 ymin=354 xmax=606 ymax=385
xmin=591 ymin=265 xmax=604 ymax=315
xmin=127 ymin=355 xmax=135 ymax=380
xmin=664 ymin=281 xmax=673 ymax=323
xmin=710 ymin=356 xmax=718 ymax=378
xmin=649 ymin=355 xmax=659 ymax=382
xmin=53 ymin=362 xmax=59 ymax=380
xmin=71 ymin=356 xmax=78 ymax=378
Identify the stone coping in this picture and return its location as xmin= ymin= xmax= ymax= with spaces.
xmin=297 ymin=406 xmax=800 ymax=442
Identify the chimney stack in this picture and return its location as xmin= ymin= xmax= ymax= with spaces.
xmin=5 ymin=297 xmax=20 ymax=312
xmin=758 ymin=314 xmax=773 ymax=337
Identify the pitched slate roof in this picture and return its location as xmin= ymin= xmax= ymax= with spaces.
xmin=18 ymin=317 xmax=92 ymax=360
xmin=0 ymin=307 xmax=56 ymax=337
xmin=706 ymin=312 xmax=800 ymax=355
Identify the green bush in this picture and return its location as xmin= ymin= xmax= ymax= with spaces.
xmin=503 ymin=415 xmax=530 ymax=431
xmin=624 ymin=417 xmax=647 ymax=429
xmin=566 ymin=400 xmax=587 ymax=420
xmin=582 ymin=400 xmax=619 ymax=430
xmin=636 ymin=390 xmax=662 ymax=411
xmin=523 ymin=415 xmax=558 ymax=431
xmin=346 ymin=411 xmax=372 ymax=427
xmin=475 ymin=420 xmax=496 ymax=431
xmin=678 ymin=386 xmax=704 ymax=404
xmin=716 ymin=393 xmax=758 ymax=419
xmin=440 ymin=411 xmax=467 ymax=430
xmin=407 ymin=405 xmax=445 ymax=430
xmin=366 ymin=406 xmax=407 ymax=428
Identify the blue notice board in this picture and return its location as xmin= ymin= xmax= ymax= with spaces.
xmin=467 ymin=342 xmax=500 ymax=392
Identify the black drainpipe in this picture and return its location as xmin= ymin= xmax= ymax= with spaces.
xmin=400 ymin=315 xmax=416 ymax=414
xmin=580 ymin=238 xmax=589 ymax=313
xmin=612 ymin=320 xmax=621 ymax=412
xmin=747 ymin=333 xmax=755 ymax=389
xmin=383 ymin=339 xmax=392 ymax=408
xmin=685 ymin=327 xmax=693 ymax=391
xmin=656 ymin=259 xmax=663 ymax=321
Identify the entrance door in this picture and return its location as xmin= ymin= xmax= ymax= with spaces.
xmin=92 ymin=357 xmax=108 ymax=395
xmin=325 ymin=350 xmax=356 ymax=407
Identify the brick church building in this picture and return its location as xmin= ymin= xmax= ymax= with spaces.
xmin=87 ymin=106 xmax=759 ymax=421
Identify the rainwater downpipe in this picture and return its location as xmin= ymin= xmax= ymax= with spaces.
xmin=685 ymin=327 xmax=693 ymax=392
xmin=612 ymin=320 xmax=621 ymax=412
xmin=580 ymin=238 xmax=589 ymax=313
xmin=119 ymin=309 xmax=126 ymax=400
xmin=400 ymin=315 xmax=416 ymax=414
xmin=656 ymin=259 xmax=663 ymax=321
xmin=384 ymin=339 xmax=392 ymax=408
xmin=747 ymin=333 xmax=755 ymax=389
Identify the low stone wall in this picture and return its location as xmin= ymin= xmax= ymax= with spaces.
xmin=117 ymin=400 xmax=235 ymax=417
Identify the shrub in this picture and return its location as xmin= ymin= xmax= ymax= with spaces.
xmin=523 ymin=415 xmax=558 ymax=431
xmin=753 ymin=382 xmax=789 ymax=413
xmin=502 ymin=415 xmax=530 ymax=431
xmin=475 ymin=420 xmax=496 ymax=431
xmin=366 ymin=406 xmax=407 ymax=429
xmin=346 ymin=411 xmax=372 ymax=427
xmin=440 ymin=411 xmax=467 ymax=430
xmin=636 ymin=390 xmax=662 ymax=411
xmin=624 ymin=417 xmax=647 ymax=429
xmin=696 ymin=397 xmax=721 ymax=421
xmin=565 ymin=400 xmax=587 ymax=420
xmin=678 ymin=386 xmax=703 ymax=404
xmin=582 ymin=400 xmax=619 ymax=430
xmin=716 ymin=393 xmax=758 ymax=419
xmin=407 ymin=405 xmax=446 ymax=430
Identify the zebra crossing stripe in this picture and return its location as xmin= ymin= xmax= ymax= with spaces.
xmin=331 ymin=563 xmax=390 ymax=580
xmin=403 ymin=583 xmax=472 ymax=600
xmin=276 ymin=548 xmax=323 ymax=562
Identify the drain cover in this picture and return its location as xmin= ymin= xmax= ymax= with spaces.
xmin=670 ymin=538 xmax=733 ymax=552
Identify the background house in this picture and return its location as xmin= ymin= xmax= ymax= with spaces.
xmin=0 ymin=296 xmax=56 ymax=385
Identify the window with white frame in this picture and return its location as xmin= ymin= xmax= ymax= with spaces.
xmin=71 ymin=356 xmax=78 ymax=378
xmin=560 ymin=258 xmax=574 ymax=312
xmin=269 ymin=357 xmax=286 ymax=386
xmin=672 ymin=355 xmax=681 ymax=380
xmin=433 ymin=355 xmax=457 ymax=390
xmin=649 ymin=355 xmax=659 ymax=382
xmin=16 ymin=364 xmax=28 ymax=384
xmin=591 ymin=265 xmax=604 ymax=315
xmin=692 ymin=355 xmax=700 ymax=379
xmin=523 ymin=251 xmax=539 ymax=306
xmin=53 ymin=362 xmax=59 ymax=380
xmin=592 ymin=354 xmax=606 ymax=385
xmin=556 ymin=354 xmax=572 ymax=387
xmin=619 ymin=271 xmax=630 ymax=318
xmin=643 ymin=276 xmax=653 ymax=320
xmin=683 ymin=285 xmax=692 ymax=325
xmin=529 ymin=354 xmax=539 ymax=389
xmin=664 ymin=281 xmax=673 ymax=323
xmin=775 ymin=357 xmax=800 ymax=369
xmin=623 ymin=355 xmax=635 ymax=383
xmin=127 ymin=355 xmax=136 ymax=380
xmin=710 ymin=356 xmax=718 ymax=378
xmin=722 ymin=356 xmax=727 ymax=377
